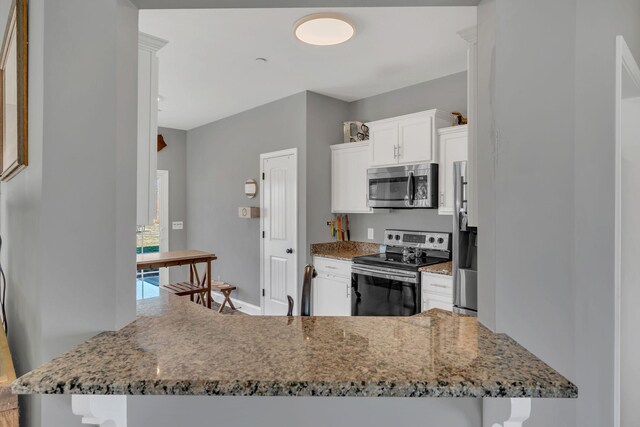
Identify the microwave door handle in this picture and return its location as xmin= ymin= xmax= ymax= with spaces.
xmin=406 ymin=171 xmax=414 ymax=206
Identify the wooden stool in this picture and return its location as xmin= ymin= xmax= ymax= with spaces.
xmin=160 ymin=282 xmax=210 ymax=307
xmin=212 ymin=281 xmax=237 ymax=313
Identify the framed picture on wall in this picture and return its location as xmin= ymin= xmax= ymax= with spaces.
xmin=0 ymin=0 xmax=27 ymax=182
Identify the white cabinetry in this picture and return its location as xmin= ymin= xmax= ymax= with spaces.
xmin=331 ymin=142 xmax=372 ymax=214
xmin=438 ymin=125 xmax=468 ymax=215
xmin=312 ymin=257 xmax=352 ymax=316
xmin=137 ymin=33 xmax=167 ymax=225
xmin=421 ymin=272 xmax=453 ymax=312
xmin=368 ymin=110 xmax=450 ymax=167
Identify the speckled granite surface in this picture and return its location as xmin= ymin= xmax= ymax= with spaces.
xmin=310 ymin=241 xmax=380 ymax=261
xmin=12 ymin=291 xmax=577 ymax=398
xmin=419 ymin=261 xmax=453 ymax=276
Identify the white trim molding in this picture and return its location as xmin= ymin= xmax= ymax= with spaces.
xmin=138 ymin=32 xmax=168 ymax=53
xmin=614 ymin=34 xmax=640 ymax=427
xmin=72 ymin=395 xmax=127 ymax=427
xmin=491 ymin=398 xmax=532 ymax=427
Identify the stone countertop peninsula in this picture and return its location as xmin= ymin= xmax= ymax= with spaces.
xmin=13 ymin=291 xmax=577 ymax=399
xmin=310 ymin=241 xmax=380 ymax=261
xmin=419 ymin=261 xmax=453 ymax=276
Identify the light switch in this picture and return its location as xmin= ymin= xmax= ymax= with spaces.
xmin=172 ymin=221 xmax=184 ymax=230
xmin=367 ymin=228 xmax=374 ymax=240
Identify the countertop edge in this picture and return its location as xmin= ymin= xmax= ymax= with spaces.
xmin=12 ymin=379 xmax=577 ymax=398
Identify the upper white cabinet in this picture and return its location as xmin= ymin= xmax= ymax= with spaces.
xmin=438 ymin=125 xmax=468 ymax=215
xmin=368 ymin=109 xmax=450 ymax=167
xmin=331 ymin=142 xmax=372 ymax=213
xmin=137 ymin=33 xmax=167 ymax=226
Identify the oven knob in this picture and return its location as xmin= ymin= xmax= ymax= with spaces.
xmin=437 ymin=237 xmax=445 ymax=244
xmin=387 ymin=234 xmax=394 ymax=240
xmin=395 ymin=234 xmax=401 ymax=240
xmin=428 ymin=237 xmax=435 ymax=243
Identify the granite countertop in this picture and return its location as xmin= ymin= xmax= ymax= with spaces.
xmin=310 ymin=241 xmax=380 ymax=261
xmin=419 ymin=261 xmax=453 ymax=276
xmin=13 ymin=291 xmax=577 ymax=398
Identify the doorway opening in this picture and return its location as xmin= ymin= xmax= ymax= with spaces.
xmin=136 ymin=169 xmax=170 ymax=300
xmin=614 ymin=35 xmax=640 ymax=427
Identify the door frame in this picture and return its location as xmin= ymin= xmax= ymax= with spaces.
xmin=158 ymin=169 xmax=170 ymax=286
xmin=259 ymin=148 xmax=298 ymax=315
xmin=614 ymin=35 xmax=640 ymax=427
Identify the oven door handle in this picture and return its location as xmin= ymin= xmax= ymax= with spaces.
xmin=352 ymin=266 xmax=418 ymax=283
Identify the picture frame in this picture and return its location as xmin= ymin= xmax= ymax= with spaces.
xmin=0 ymin=0 xmax=28 ymax=182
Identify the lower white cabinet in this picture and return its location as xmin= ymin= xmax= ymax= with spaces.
xmin=312 ymin=256 xmax=352 ymax=316
xmin=331 ymin=142 xmax=372 ymax=213
xmin=437 ymin=125 xmax=468 ymax=215
xmin=421 ymin=272 xmax=453 ymax=312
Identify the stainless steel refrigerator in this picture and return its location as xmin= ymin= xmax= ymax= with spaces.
xmin=453 ymin=161 xmax=478 ymax=316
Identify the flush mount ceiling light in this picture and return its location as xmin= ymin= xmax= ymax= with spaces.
xmin=294 ymin=13 xmax=355 ymax=46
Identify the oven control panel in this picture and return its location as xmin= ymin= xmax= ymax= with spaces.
xmin=384 ymin=229 xmax=451 ymax=251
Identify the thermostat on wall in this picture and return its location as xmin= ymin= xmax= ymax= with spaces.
xmin=238 ymin=207 xmax=260 ymax=219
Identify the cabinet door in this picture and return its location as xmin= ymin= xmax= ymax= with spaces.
xmin=312 ymin=274 xmax=351 ymax=316
xmin=331 ymin=143 xmax=371 ymax=213
xmin=438 ymin=128 xmax=468 ymax=215
xmin=369 ymin=121 xmax=399 ymax=167
xmin=398 ymin=114 xmax=433 ymax=164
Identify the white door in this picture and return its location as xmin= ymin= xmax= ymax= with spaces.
xmin=369 ymin=121 xmax=398 ymax=167
xmin=261 ymin=149 xmax=297 ymax=315
xmin=399 ymin=114 xmax=432 ymax=163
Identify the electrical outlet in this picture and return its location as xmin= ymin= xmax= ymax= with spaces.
xmin=367 ymin=228 xmax=374 ymax=240
xmin=172 ymin=221 xmax=184 ymax=230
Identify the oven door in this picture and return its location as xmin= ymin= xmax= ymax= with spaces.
xmin=351 ymin=265 xmax=421 ymax=316
xmin=367 ymin=164 xmax=437 ymax=209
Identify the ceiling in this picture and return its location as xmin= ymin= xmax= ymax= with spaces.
xmin=139 ymin=7 xmax=476 ymax=130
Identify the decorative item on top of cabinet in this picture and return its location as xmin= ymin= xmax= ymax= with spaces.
xmin=451 ymin=112 xmax=468 ymax=126
xmin=367 ymin=109 xmax=450 ymax=168
xmin=331 ymin=142 xmax=372 ymax=213
xmin=157 ymin=134 xmax=167 ymax=152
xmin=438 ymin=125 xmax=468 ymax=215
xmin=343 ymin=121 xmax=369 ymax=143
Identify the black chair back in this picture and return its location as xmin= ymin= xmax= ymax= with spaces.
xmin=286 ymin=264 xmax=316 ymax=316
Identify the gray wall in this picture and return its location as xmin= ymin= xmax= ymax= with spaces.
xmin=129 ymin=396 xmax=481 ymax=427
xmin=573 ymin=0 xmax=640 ymax=426
xmin=0 ymin=1 xmax=138 ymax=426
xmin=480 ymin=0 xmax=640 ymax=426
xmin=306 ymin=92 xmax=350 ymax=258
xmin=347 ymin=72 xmax=468 ymax=242
xmin=158 ymin=127 xmax=188 ymax=283
xmin=186 ymin=93 xmax=307 ymax=305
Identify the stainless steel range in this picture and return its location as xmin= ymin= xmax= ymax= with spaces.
xmin=351 ymin=229 xmax=451 ymax=316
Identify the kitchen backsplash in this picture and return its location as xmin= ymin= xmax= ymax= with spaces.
xmin=348 ymin=209 xmax=453 ymax=242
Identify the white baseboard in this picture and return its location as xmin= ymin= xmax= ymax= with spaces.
xmin=211 ymin=292 xmax=261 ymax=315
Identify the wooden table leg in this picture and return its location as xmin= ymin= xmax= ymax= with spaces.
xmin=207 ymin=259 xmax=212 ymax=309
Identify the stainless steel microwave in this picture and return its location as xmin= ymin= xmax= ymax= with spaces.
xmin=367 ymin=164 xmax=438 ymax=209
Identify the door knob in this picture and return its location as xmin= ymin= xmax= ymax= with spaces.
xmin=286 ymin=248 xmax=294 ymax=254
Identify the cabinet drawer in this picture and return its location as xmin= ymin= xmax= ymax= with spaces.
xmin=313 ymin=256 xmax=352 ymax=278
xmin=422 ymin=293 xmax=453 ymax=312
xmin=421 ymin=273 xmax=453 ymax=297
